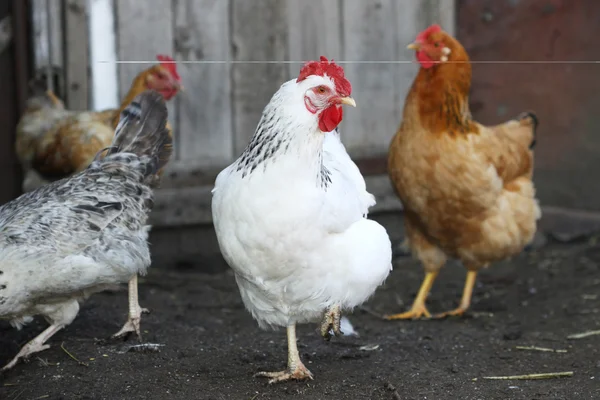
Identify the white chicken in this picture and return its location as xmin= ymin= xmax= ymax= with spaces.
xmin=0 ymin=91 xmax=172 ymax=371
xmin=211 ymin=56 xmax=392 ymax=383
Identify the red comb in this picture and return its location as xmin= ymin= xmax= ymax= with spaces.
xmin=156 ymin=54 xmax=181 ymax=81
xmin=297 ymin=56 xmax=351 ymax=97
xmin=416 ymin=24 xmax=442 ymax=43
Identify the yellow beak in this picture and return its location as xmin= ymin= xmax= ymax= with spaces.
xmin=338 ymin=96 xmax=357 ymax=107
xmin=407 ymin=42 xmax=420 ymax=50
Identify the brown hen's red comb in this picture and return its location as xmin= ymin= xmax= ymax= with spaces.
xmin=156 ymin=54 xmax=181 ymax=81
xmin=416 ymin=24 xmax=442 ymax=43
xmin=297 ymin=56 xmax=351 ymax=97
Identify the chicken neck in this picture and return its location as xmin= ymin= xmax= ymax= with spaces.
xmin=407 ymin=59 xmax=477 ymax=136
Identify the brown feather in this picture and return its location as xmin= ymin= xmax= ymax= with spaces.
xmin=388 ymin=28 xmax=540 ymax=271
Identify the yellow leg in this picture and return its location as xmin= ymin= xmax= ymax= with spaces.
xmin=434 ymin=270 xmax=477 ymax=319
xmin=384 ymin=271 xmax=439 ymax=320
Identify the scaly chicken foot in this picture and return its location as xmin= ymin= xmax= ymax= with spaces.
xmin=255 ymin=324 xmax=314 ymax=384
xmin=384 ymin=271 xmax=438 ymax=321
xmin=320 ymin=304 xmax=343 ymax=340
xmin=113 ymin=275 xmax=149 ymax=340
xmin=384 ymin=304 xmax=432 ymax=320
xmin=1 ymin=323 xmax=64 ymax=371
xmin=434 ymin=270 xmax=477 ymax=319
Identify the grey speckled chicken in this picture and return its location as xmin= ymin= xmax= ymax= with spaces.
xmin=0 ymin=90 xmax=172 ymax=371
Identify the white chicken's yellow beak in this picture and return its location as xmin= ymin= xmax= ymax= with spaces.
xmin=338 ymin=96 xmax=356 ymax=107
xmin=407 ymin=42 xmax=420 ymax=51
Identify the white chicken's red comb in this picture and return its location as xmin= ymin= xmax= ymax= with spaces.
xmin=297 ymin=56 xmax=351 ymax=97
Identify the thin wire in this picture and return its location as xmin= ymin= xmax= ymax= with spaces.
xmin=98 ymin=60 xmax=600 ymax=65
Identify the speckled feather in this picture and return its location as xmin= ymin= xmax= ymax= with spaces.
xmin=0 ymin=91 xmax=171 ymax=326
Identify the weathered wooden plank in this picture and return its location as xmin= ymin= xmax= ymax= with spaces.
xmin=339 ymin=0 xmax=455 ymax=158
xmin=63 ymin=0 xmax=88 ymax=110
xmin=416 ymin=0 xmax=456 ymax=35
xmin=231 ymin=0 xmax=289 ymax=155
xmin=285 ymin=0 xmax=342 ymax=78
xmin=0 ymin=15 xmax=11 ymax=55
xmin=174 ymin=0 xmax=233 ymax=165
xmin=31 ymin=0 xmax=64 ymax=95
xmin=114 ymin=0 xmax=177 ymax=154
xmin=339 ymin=0 xmax=402 ymax=158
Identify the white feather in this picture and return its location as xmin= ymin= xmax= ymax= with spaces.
xmin=212 ymin=76 xmax=392 ymax=330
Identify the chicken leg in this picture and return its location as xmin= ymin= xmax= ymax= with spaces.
xmin=320 ymin=304 xmax=342 ymax=340
xmin=1 ymin=323 xmax=65 ymax=371
xmin=384 ymin=271 xmax=439 ymax=320
xmin=255 ymin=324 xmax=314 ymax=384
xmin=113 ymin=275 xmax=149 ymax=339
xmin=434 ymin=270 xmax=477 ymax=318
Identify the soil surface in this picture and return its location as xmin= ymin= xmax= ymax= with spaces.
xmin=1 ymin=229 xmax=599 ymax=399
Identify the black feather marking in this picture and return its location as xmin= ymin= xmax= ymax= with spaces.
xmin=88 ymin=222 xmax=101 ymax=232
xmin=517 ymin=111 xmax=538 ymax=150
xmin=236 ymin=111 xmax=289 ymax=178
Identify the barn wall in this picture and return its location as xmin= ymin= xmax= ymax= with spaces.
xmin=0 ymin=0 xmax=28 ymax=205
xmin=112 ymin=0 xmax=454 ymax=174
xmin=457 ymin=0 xmax=600 ymax=211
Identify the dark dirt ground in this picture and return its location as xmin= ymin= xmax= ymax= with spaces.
xmin=1 ymin=215 xmax=599 ymax=400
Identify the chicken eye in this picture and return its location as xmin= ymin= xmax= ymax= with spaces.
xmin=434 ymin=42 xmax=440 ymax=48
xmin=317 ymin=86 xmax=327 ymax=94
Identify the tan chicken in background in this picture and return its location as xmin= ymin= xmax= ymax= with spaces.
xmin=16 ymin=54 xmax=183 ymax=193
xmin=385 ymin=24 xmax=541 ymax=320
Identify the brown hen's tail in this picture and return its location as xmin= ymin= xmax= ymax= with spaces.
xmin=105 ymin=90 xmax=173 ymax=186
xmin=515 ymin=111 xmax=538 ymax=150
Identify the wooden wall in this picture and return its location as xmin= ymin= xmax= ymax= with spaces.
xmin=27 ymin=0 xmax=454 ymax=226
xmin=0 ymin=1 xmax=28 ymax=206
xmin=114 ymin=0 xmax=454 ymax=171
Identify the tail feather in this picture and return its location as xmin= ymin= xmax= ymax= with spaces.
xmin=104 ymin=90 xmax=173 ymax=185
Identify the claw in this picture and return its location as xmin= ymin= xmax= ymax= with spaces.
xmin=320 ymin=305 xmax=343 ymax=340
xmin=384 ymin=303 xmax=432 ymax=320
xmin=255 ymin=363 xmax=314 ymax=384
xmin=112 ymin=303 xmax=147 ymax=340
xmin=433 ymin=306 xmax=467 ymax=319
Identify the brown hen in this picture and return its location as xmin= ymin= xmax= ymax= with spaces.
xmin=385 ymin=25 xmax=541 ymax=320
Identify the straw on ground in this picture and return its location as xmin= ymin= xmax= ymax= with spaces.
xmin=515 ymin=345 xmax=567 ymax=353
xmin=567 ymin=330 xmax=600 ymax=340
xmin=473 ymin=371 xmax=573 ymax=381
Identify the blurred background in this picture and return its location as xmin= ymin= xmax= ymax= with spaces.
xmin=1 ymin=0 xmax=599 ymax=266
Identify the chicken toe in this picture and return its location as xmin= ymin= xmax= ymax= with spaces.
xmin=255 ymin=363 xmax=314 ymax=384
xmin=433 ymin=306 xmax=468 ymax=319
xmin=384 ymin=303 xmax=432 ymax=320
xmin=255 ymin=324 xmax=314 ymax=384
xmin=384 ymin=271 xmax=438 ymax=321
xmin=320 ymin=304 xmax=343 ymax=340
xmin=433 ymin=270 xmax=477 ymax=319
xmin=1 ymin=323 xmax=64 ymax=371
xmin=113 ymin=275 xmax=149 ymax=339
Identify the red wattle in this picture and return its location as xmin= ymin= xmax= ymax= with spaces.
xmin=416 ymin=51 xmax=436 ymax=69
xmin=318 ymin=105 xmax=343 ymax=132
xmin=159 ymin=88 xmax=177 ymax=100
